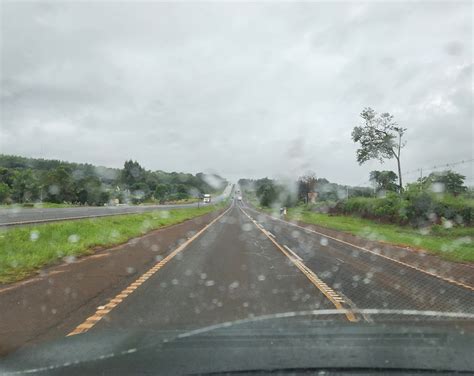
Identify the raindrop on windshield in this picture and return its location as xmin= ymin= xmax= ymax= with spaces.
xmin=68 ymin=234 xmax=80 ymax=243
xmin=30 ymin=230 xmax=40 ymax=241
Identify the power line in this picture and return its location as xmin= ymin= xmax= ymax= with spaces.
xmin=349 ymin=158 xmax=473 ymax=188
xmin=402 ymin=158 xmax=474 ymax=177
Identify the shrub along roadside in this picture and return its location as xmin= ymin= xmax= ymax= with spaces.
xmin=334 ymin=192 xmax=473 ymax=227
xmin=286 ymin=207 xmax=473 ymax=263
xmin=0 ymin=202 xmax=226 ymax=284
xmin=246 ymin=191 xmax=472 ymax=263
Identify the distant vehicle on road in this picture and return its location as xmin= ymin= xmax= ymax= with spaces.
xmin=238 ymin=196 xmax=242 ymax=201
xmin=203 ymin=194 xmax=211 ymax=203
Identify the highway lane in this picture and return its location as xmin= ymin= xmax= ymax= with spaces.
xmin=83 ymin=202 xmax=344 ymax=334
xmin=241 ymin=203 xmax=474 ymax=320
xmin=0 ymin=185 xmax=232 ymax=226
xmin=69 ymin=199 xmax=473 ymax=338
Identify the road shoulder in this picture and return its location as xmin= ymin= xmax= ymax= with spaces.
xmin=0 ymin=208 xmax=226 ymax=357
xmin=246 ymin=206 xmax=474 ymax=288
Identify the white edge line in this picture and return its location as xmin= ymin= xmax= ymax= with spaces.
xmin=283 ymin=245 xmax=303 ymax=261
xmin=0 ymin=202 xmax=217 ymax=227
xmin=247 ymin=207 xmax=474 ymax=292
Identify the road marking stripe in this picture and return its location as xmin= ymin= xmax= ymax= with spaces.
xmin=240 ymin=208 xmax=356 ymax=322
xmin=249 ymin=207 xmax=474 ymax=292
xmin=0 ymin=202 xmax=211 ymax=227
xmin=67 ymin=205 xmax=232 ymax=337
xmin=283 ymin=245 xmax=302 ymax=261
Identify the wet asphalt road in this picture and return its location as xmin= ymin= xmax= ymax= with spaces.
xmin=2 ymin=199 xmax=474 ymax=376
xmin=0 ymin=187 xmax=231 ymax=226
xmin=0 ymin=203 xmax=198 ymax=226
xmin=88 ymin=200 xmax=473 ymax=334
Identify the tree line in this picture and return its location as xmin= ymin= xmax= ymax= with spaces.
xmin=238 ymin=175 xmax=373 ymax=209
xmin=239 ymin=169 xmax=471 ymax=227
xmin=0 ymin=155 xmax=226 ymax=205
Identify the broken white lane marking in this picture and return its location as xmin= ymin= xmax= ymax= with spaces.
xmin=267 ymin=231 xmax=276 ymax=238
xmin=283 ymin=245 xmax=303 ymax=261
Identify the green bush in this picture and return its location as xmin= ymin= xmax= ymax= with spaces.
xmin=403 ymin=191 xmax=435 ymax=226
xmin=433 ymin=195 xmax=473 ymax=225
xmin=334 ymin=192 xmax=472 ymax=227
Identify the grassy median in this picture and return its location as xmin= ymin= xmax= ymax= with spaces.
xmin=0 ymin=203 xmax=226 ymax=284
xmin=285 ymin=208 xmax=474 ymax=263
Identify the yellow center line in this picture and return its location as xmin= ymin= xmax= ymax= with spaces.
xmin=67 ymin=204 xmax=233 ymax=336
xmin=240 ymin=207 xmax=357 ymax=322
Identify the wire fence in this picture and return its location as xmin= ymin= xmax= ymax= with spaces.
xmin=402 ymin=158 xmax=474 ymax=177
xmin=351 ymin=158 xmax=473 ymax=189
xmin=402 ymin=158 xmax=474 ymax=186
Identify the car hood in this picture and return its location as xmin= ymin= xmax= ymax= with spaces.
xmin=1 ymin=310 xmax=474 ymax=375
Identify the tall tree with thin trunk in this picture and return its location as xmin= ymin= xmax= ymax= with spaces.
xmin=352 ymin=107 xmax=406 ymax=191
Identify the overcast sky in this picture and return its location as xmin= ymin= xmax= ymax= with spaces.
xmin=1 ymin=1 xmax=472 ymax=185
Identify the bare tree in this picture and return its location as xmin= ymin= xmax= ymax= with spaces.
xmin=352 ymin=107 xmax=406 ymax=191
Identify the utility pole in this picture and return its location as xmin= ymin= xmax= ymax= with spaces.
xmin=420 ymin=168 xmax=423 ymax=191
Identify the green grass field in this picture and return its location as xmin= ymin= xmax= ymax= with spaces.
xmin=246 ymin=191 xmax=473 ymax=263
xmin=285 ymin=207 xmax=473 ymax=263
xmin=0 ymin=202 xmax=226 ymax=284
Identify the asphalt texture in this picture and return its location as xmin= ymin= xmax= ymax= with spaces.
xmin=241 ymin=204 xmax=474 ymax=320
xmin=0 ymin=187 xmax=230 ymax=226
xmin=0 ymin=208 xmax=228 ymax=355
xmin=91 ymin=200 xmax=473 ymax=334
xmin=93 ymin=203 xmax=339 ymax=333
xmin=1 ymin=196 xmax=473 ymax=359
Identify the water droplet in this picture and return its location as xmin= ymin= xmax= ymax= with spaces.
xmin=110 ymin=230 xmax=120 ymax=240
xmin=64 ymin=255 xmax=76 ymax=264
xmin=443 ymin=220 xmax=453 ymax=229
xmin=241 ymin=223 xmax=252 ymax=231
xmin=68 ymin=234 xmax=80 ymax=243
xmin=229 ymin=281 xmax=239 ymax=289
xmin=30 ymin=230 xmax=40 ymax=242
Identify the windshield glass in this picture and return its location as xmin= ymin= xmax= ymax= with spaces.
xmin=0 ymin=1 xmax=473 ymax=374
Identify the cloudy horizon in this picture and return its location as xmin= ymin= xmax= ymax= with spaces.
xmin=1 ymin=1 xmax=472 ymax=186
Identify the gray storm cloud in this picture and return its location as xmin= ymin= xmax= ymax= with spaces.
xmin=1 ymin=1 xmax=472 ymax=184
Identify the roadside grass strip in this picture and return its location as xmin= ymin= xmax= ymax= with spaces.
xmin=0 ymin=203 xmax=226 ymax=284
xmin=287 ymin=209 xmax=474 ymax=263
